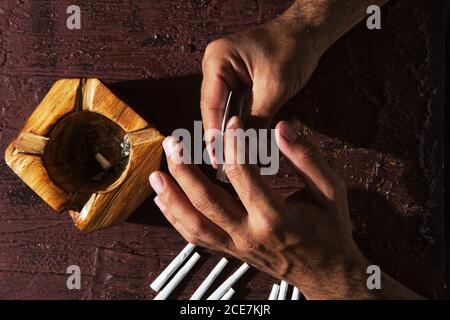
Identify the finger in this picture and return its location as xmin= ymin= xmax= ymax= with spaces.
xmin=224 ymin=116 xmax=284 ymax=215
xmin=200 ymin=67 xmax=234 ymax=139
xmin=201 ymin=41 xmax=251 ymax=167
xmin=150 ymin=171 xmax=233 ymax=251
xmin=162 ymin=136 xmax=245 ymax=236
xmin=201 ymin=58 xmax=238 ymax=168
xmin=153 ymin=196 xmax=196 ymax=242
xmin=154 ymin=196 xmax=229 ymax=252
xmin=275 ymin=120 xmax=346 ymax=202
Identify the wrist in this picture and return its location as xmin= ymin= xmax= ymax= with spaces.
xmin=276 ymin=0 xmax=389 ymax=57
xmin=290 ymin=246 xmax=374 ymax=299
xmin=275 ymin=5 xmax=334 ymax=57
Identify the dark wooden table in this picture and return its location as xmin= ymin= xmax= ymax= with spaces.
xmin=0 ymin=0 xmax=445 ymax=299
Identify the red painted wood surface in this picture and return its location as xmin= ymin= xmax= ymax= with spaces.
xmin=0 ymin=0 xmax=445 ymax=299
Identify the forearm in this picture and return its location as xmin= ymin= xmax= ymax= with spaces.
xmin=291 ymin=251 xmax=423 ymax=300
xmin=278 ymin=0 xmax=389 ymax=54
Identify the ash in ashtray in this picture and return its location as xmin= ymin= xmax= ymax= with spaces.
xmin=121 ymin=136 xmax=131 ymax=158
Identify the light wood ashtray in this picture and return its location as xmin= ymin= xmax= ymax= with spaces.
xmin=4 ymin=78 xmax=164 ymax=232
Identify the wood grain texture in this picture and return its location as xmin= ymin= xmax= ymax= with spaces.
xmin=0 ymin=0 xmax=445 ymax=299
xmin=13 ymin=132 xmax=49 ymax=155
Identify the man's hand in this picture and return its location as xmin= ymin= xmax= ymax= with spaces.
xmin=201 ymin=0 xmax=389 ymax=167
xmin=149 ymin=118 xmax=421 ymax=299
xmin=201 ymin=17 xmax=322 ymax=167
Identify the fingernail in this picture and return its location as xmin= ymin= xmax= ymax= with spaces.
xmin=226 ymin=116 xmax=240 ymax=129
xmin=280 ymin=121 xmax=298 ymax=142
xmin=162 ymin=136 xmax=180 ymax=157
xmin=154 ymin=196 xmax=167 ymax=212
xmin=149 ymin=172 xmax=164 ymax=193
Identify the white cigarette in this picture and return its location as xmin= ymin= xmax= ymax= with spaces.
xmin=150 ymin=243 xmax=196 ymax=292
xmin=95 ymin=152 xmax=112 ymax=170
xmin=190 ymin=257 xmax=229 ymax=300
xmin=291 ymin=286 xmax=301 ymax=300
xmin=153 ymin=252 xmax=201 ymax=300
xmin=220 ymin=287 xmax=235 ymax=300
xmin=277 ymin=280 xmax=288 ymax=300
xmin=268 ymin=283 xmax=280 ymax=300
xmin=207 ymin=263 xmax=250 ymax=300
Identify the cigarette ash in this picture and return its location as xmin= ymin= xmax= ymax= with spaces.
xmin=121 ymin=135 xmax=131 ymax=158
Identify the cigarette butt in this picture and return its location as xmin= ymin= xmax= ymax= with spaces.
xmin=277 ymin=280 xmax=288 ymax=300
xmin=291 ymin=286 xmax=301 ymax=300
xmin=268 ymin=283 xmax=280 ymax=300
xmin=220 ymin=287 xmax=235 ymax=300
xmin=207 ymin=263 xmax=249 ymax=300
xmin=95 ymin=152 xmax=112 ymax=170
xmin=150 ymin=243 xmax=196 ymax=292
xmin=154 ymin=252 xmax=201 ymax=300
xmin=190 ymin=257 xmax=229 ymax=300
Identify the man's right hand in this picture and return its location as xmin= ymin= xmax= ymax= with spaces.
xmin=150 ymin=118 xmax=422 ymax=299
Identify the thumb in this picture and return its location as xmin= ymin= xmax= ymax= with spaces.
xmin=275 ymin=120 xmax=346 ymax=202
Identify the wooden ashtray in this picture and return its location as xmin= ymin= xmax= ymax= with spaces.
xmin=4 ymin=78 xmax=164 ymax=232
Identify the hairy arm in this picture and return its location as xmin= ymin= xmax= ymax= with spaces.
xmin=281 ymin=0 xmax=389 ymax=54
xmin=201 ymin=0 xmax=390 ymax=167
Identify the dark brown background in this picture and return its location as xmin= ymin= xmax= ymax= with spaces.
xmin=0 ymin=0 xmax=445 ymax=299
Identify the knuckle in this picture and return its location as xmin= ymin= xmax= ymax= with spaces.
xmin=167 ymin=160 xmax=184 ymax=177
xmin=208 ymin=60 xmax=230 ymax=79
xmin=224 ymin=163 xmax=245 ymax=180
xmin=184 ymin=234 xmax=200 ymax=246
xmin=165 ymin=213 xmax=177 ymax=226
xmin=193 ymin=217 xmax=208 ymax=236
xmin=204 ymin=40 xmax=220 ymax=56
xmin=234 ymin=234 xmax=260 ymax=253
xmin=190 ymin=189 xmax=216 ymax=213
xmin=205 ymin=38 xmax=229 ymax=55
xmin=253 ymin=216 xmax=282 ymax=240
xmin=159 ymin=189 xmax=176 ymax=210
xmin=185 ymin=218 xmax=206 ymax=243
xmin=203 ymin=39 xmax=228 ymax=67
